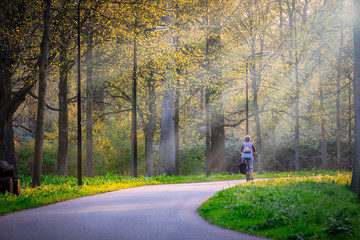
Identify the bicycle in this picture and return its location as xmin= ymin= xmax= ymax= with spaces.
xmin=239 ymin=157 xmax=252 ymax=181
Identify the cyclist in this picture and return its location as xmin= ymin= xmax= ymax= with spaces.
xmin=240 ymin=135 xmax=257 ymax=180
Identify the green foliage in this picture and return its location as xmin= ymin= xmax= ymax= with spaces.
xmin=323 ymin=208 xmax=356 ymax=237
xmin=179 ymin=143 xmax=206 ymax=175
xmin=16 ymin=120 xmax=143 ymax=177
xmin=198 ymin=173 xmax=360 ymax=240
xmin=16 ymin=141 xmax=57 ymax=176
xmin=92 ymin=119 xmax=133 ymax=176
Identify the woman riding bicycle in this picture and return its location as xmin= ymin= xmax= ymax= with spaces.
xmin=240 ymin=135 xmax=257 ymax=180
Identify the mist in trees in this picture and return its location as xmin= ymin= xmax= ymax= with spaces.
xmin=0 ymin=0 xmax=358 ymax=190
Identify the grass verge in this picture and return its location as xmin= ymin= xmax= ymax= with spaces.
xmin=198 ymin=173 xmax=360 ymax=240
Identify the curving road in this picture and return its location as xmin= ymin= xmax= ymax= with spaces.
xmin=0 ymin=180 xmax=267 ymax=240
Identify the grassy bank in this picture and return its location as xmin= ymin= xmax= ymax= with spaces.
xmin=198 ymin=173 xmax=360 ymax=240
xmin=0 ymin=170 xmax=349 ymax=216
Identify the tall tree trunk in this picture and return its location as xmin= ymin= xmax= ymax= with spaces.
xmin=351 ymin=0 xmax=360 ymax=197
xmin=289 ymin=0 xmax=300 ymax=171
xmin=174 ymin=31 xmax=181 ymax=175
xmin=205 ymin=0 xmax=212 ymax=176
xmin=253 ymin=69 xmax=262 ymax=173
xmin=349 ymin=77 xmax=353 ymax=165
xmin=57 ymin=33 xmax=69 ymax=175
xmin=336 ymin=5 xmax=344 ymax=169
xmin=144 ymin=134 xmax=154 ymax=176
xmin=159 ymin=2 xmax=176 ymax=175
xmin=210 ymin=100 xmax=226 ymax=172
xmin=207 ymin=0 xmax=225 ymax=173
xmin=32 ymin=0 xmax=51 ymax=187
xmin=294 ymin=44 xmax=300 ymax=171
xmin=254 ymin=37 xmax=265 ymax=173
xmin=205 ymin=88 xmax=211 ymax=176
xmin=320 ymin=78 xmax=328 ymax=169
xmin=85 ymin=18 xmax=94 ymax=178
xmin=0 ymin=117 xmax=16 ymax=173
xmin=131 ymin=32 xmax=138 ymax=177
xmin=0 ymin=50 xmax=16 ymax=169
xmin=0 ymin=1 xmax=38 ymax=172
xmin=144 ymin=65 xmax=156 ymax=177
xmin=158 ymin=81 xmax=176 ymax=175
xmin=175 ymin=70 xmax=180 ymax=175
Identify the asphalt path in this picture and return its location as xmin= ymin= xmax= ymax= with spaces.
xmin=0 ymin=180 xmax=267 ymax=240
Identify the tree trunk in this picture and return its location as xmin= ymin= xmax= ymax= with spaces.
xmin=159 ymin=1 xmax=176 ymax=175
xmin=210 ymin=105 xmax=226 ymax=172
xmin=336 ymin=6 xmax=344 ymax=169
xmin=351 ymin=0 xmax=360 ymax=197
xmin=131 ymin=34 xmax=138 ymax=177
xmin=292 ymin=0 xmax=300 ymax=171
xmin=144 ymin=66 xmax=156 ymax=177
xmin=0 ymin=57 xmax=16 ymax=170
xmin=204 ymin=0 xmax=212 ymax=176
xmin=159 ymin=81 xmax=176 ymax=175
xmin=0 ymin=117 xmax=16 ymax=173
xmin=32 ymin=0 xmax=51 ymax=187
xmin=205 ymin=0 xmax=225 ymax=174
xmin=205 ymin=88 xmax=211 ymax=176
xmin=0 ymin=3 xmax=36 ymax=173
xmin=57 ymin=33 xmax=69 ymax=175
xmin=252 ymin=62 xmax=262 ymax=172
xmin=144 ymin=134 xmax=154 ymax=176
xmin=295 ymin=53 xmax=300 ymax=171
xmin=336 ymin=64 xmax=342 ymax=170
xmin=254 ymin=37 xmax=265 ymax=173
xmin=349 ymin=77 xmax=353 ymax=165
xmin=320 ymin=78 xmax=328 ymax=169
xmin=85 ymin=18 xmax=94 ymax=178
xmin=175 ymin=72 xmax=180 ymax=175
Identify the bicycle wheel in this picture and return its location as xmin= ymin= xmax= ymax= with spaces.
xmin=246 ymin=166 xmax=250 ymax=181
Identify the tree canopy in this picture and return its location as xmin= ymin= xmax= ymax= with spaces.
xmin=0 ymin=0 xmax=359 ymax=193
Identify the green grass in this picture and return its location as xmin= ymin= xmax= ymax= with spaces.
xmin=198 ymin=173 xmax=360 ymax=240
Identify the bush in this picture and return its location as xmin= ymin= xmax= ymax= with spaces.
xmin=16 ymin=141 xmax=57 ymax=176
xmin=180 ymin=142 xmax=206 ymax=175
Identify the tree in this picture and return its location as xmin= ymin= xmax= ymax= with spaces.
xmin=351 ymin=0 xmax=360 ymax=197
xmin=56 ymin=0 xmax=75 ymax=176
xmin=158 ymin=75 xmax=176 ymax=175
xmin=319 ymin=72 xmax=328 ymax=169
xmin=32 ymin=0 xmax=52 ymax=187
xmin=85 ymin=4 xmax=94 ymax=178
xmin=57 ymin=28 xmax=70 ymax=176
xmin=158 ymin=1 xmax=176 ymax=175
xmin=4 ymin=0 xmax=357 ymax=177
xmin=0 ymin=0 xmax=41 ymax=171
xmin=204 ymin=0 xmax=226 ymax=174
xmin=336 ymin=1 xmax=345 ymax=169
xmin=142 ymin=62 xmax=157 ymax=176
